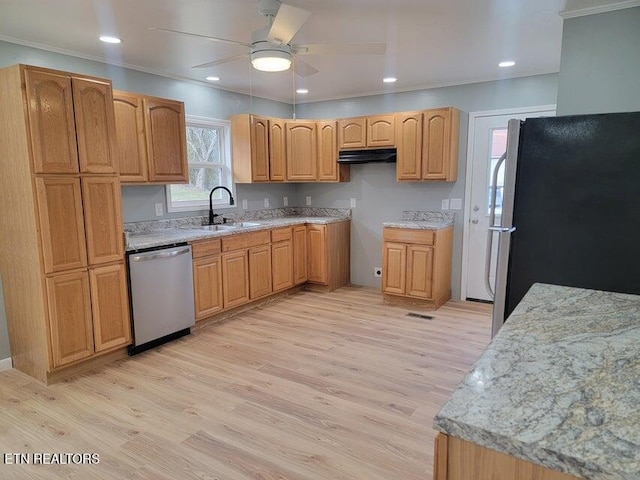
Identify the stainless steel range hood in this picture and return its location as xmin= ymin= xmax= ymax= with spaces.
xmin=337 ymin=148 xmax=397 ymax=164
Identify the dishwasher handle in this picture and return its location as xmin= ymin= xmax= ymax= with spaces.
xmin=130 ymin=247 xmax=191 ymax=263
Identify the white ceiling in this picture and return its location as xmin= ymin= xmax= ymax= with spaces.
xmin=0 ymin=0 xmax=633 ymax=104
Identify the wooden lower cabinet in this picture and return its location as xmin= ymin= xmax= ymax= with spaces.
xmin=307 ymin=225 xmax=328 ymax=284
xmin=272 ymin=240 xmax=294 ymax=292
xmin=434 ymin=434 xmax=580 ymax=480
xmin=193 ymin=255 xmax=224 ymax=320
xmin=89 ymin=263 xmax=131 ymax=353
xmin=293 ymin=225 xmax=308 ymax=285
xmin=222 ymin=250 xmax=250 ymax=308
xmin=307 ymin=221 xmax=351 ymax=290
xmin=46 ymin=271 xmax=94 ymax=368
xmin=249 ymin=244 xmax=272 ymax=299
xmin=382 ymin=226 xmax=452 ymax=308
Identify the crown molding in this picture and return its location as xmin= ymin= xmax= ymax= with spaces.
xmin=560 ymin=0 xmax=640 ymax=19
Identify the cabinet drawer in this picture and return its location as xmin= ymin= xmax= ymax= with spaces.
xmin=271 ymin=227 xmax=293 ymax=243
xmin=191 ymin=238 xmax=222 ymax=258
xmin=222 ymin=230 xmax=270 ymax=252
xmin=383 ymin=228 xmax=435 ymax=245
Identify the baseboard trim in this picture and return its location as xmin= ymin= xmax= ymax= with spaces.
xmin=0 ymin=357 xmax=13 ymax=371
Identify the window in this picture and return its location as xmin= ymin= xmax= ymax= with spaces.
xmin=166 ymin=115 xmax=233 ymax=212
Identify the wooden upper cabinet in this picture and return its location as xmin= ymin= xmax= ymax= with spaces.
xmin=286 ymin=121 xmax=317 ymax=182
xmin=396 ymin=111 xmax=423 ymax=180
xmin=143 ymin=96 xmax=188 ymax=183
xmin=72 ymin=77 xmax=118 ymax=174
xmin=35 ymin=177 xmax=87 ymax=274
xmin=367 ymin=115 xmax=395 ymax=147
xmin=113 ymin=90 xmax=148 ymax=182
xmin=250 ymin=115 xmax=270 ymax=182
xmin=317 ymin=121 xmax=339 ymax=181
xmin=89 ymin=263 xmax=131 ymax=353
xmin=81 ymin=176 xmax=124 ymax=266
xmin=46 ymin=271 xmax=94 ymax=368
xmin=24 ymin=68 xmax=79 ymax=174
xmin=293 ymin=225 xmax=308 ymax=285
xmin=423 ymin=108 xmax=459 ymax=181
xmin=338 ymin=117 xmax=366 ymax=149
xmin=269 ymin=118 xmax=286 ymax=181
xmin=307 ymin=224 xmax=328 ymax=285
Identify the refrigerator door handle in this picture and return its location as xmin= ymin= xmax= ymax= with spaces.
xmin=484 ymin=152 xmax=508 ymax=298
xmin=488 ymin=226 xmax=517 ymax=233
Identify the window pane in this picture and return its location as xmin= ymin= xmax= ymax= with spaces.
xmin=170 ymin=167 xmax=223 ymax=202
xmin=186 ymin=126 xmax=221 ymax=163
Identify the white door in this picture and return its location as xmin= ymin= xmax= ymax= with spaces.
xmin=465 ymin=108 xmax=555 ymax=301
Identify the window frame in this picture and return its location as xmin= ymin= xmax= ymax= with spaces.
xmin=165 ymin=114 xmax=234 ymax=213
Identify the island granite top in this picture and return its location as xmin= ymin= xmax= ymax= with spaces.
xmin=433 ymin=283 xmax=640 ymax=480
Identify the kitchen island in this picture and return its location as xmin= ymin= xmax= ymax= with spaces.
xmin=433 ymin=283 xmax=640 ymax=480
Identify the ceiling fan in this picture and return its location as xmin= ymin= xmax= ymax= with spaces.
xmin=150 ymin=0 xmax=386 ymax=76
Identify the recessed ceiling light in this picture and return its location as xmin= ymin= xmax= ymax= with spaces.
xmin=296 ymin=88 xmax=309 ymax=94
xmin=383 ymin=77 xmax=397 ymax=83
xmin=99 ymin=35 xmax=121 ymax=44
xmin=206 ymin=76 xmax=220 ymax=82
xmin=499 ymin=61 xmax=515 ymax=68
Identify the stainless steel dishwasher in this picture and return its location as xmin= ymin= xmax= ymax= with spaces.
xmin=127 ymin=244 xmax=195 ymax=355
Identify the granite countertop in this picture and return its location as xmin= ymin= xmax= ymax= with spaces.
xmin=382 ymin=210 xmax=454 ymax=230
xmin=126 ymin=216 xmax=348 ymax=251
xmin=433 ymin=283 xmax=640 ymax=479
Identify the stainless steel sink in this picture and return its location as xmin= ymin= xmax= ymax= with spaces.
xmin=187 ymin=221 xmax=262 ymax=231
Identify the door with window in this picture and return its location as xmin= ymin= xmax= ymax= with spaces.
xmin=465 ymin=108 xmax=555 ymax=301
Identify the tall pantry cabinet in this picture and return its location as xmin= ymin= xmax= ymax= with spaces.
xmin=0 ymin=65 xmax=130 ymax=383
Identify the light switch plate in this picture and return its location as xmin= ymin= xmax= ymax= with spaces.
xmin=283 ymin=196 xmax=289 ymax=206
xmin=441 ymin=199 xmax=450 ymax=211
xmin=350 ymin=198 xmax=357 ymax=208
xmin=306 ymin=196 xmax=312 ymax=206
xmin=155 ymin=203 xmax=163 ymax=216
xmin=242 ymin=199 xmax=248 ymax=210
xmin=450 ymin=198 xmax=463 ymax=210
xmin=264 ymin=198 xmax=269 ymax=208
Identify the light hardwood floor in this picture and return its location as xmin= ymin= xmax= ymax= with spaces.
xmin=0 ymin=286 xmax=492 ymax=480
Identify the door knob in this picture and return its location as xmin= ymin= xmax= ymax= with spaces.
xmin=473 ymin=205 xmax=480 ymax=212
xmin=471 ymin=219 xmax=479 ymax=224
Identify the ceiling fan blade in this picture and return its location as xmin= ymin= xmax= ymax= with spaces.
xmin=292 ymin=56 xmax=319 ymax=77
xmin=292 ymin=43 xmax=387 ymax=56
xmin=192 ymin=54 xmax=248 ymax=69
xmin=267 ymin=4 xmax=311 ymax=45
xmin=149 ymin=27 xmax=250 ymax=48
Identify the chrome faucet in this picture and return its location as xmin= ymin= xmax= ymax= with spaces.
xmin=208 ymin=186 xmax=235 ymax=225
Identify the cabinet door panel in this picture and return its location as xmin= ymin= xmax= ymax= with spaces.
xmin=90 ymin=263 xmax=131 ymax=352
xmin=293 ymin=226 xmax=308 ymax=285
xmin=367 ymin=115 xmax=395 ymax=147
xmin=113 ymin=91 xmax=148 ymax=182
xmin=251 ymin=116 xmax=269 ymax=182
xmin=25 ymin=69 xmax=79 ymax=174
xmin=338 ymin=118 xmax=366 ymax=149
xmin=249 ymin=244 xmax=272 ymax=299
xmin=193 ymin=255 xmax=224 ymax=319
xmin=307 ymin=225 xmax=327 ymax=285
xmin=286 ymin=122 xmax=317 ymax=181
xmin=35 ymin=177 xmax=87 ymax=273
xmin=81 ymin=176 xmax=124 ymax=265
xmin=423 ymin=109 xmax=451 ymax=181
xmin=144 ymin=97 xmax=188 ymax=183
xmin=407 ymin=245 xmax=434 ymax=299
xmin=272 ymin=241 xmax=293 ymax=292
xmin=269 ymin=118 xmax=286 ymax=181
xmin=396 ymin=112 xmax=423 ymax=180
xmin=72 ymin=77 xmax=118 ymax=174
xmin=317 ymin=121 xmax=339 ymax=181
xmin=222 ymin=250 xmax=250 ymax=308
xmin=46 ymin=271 xmax=94 ymax=368
xmin=382 ymin=243 xmax=407 ymax=294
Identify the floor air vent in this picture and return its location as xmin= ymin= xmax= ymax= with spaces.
xmin=406 ymin=312 xmax=434 ymax=320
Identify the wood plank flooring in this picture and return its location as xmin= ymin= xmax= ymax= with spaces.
xmin=0 ymin=286 xmax=492 ymax=480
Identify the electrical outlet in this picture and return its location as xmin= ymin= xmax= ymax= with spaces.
xmin=306 ymin=196 xmax=312 ymax=206
xmin=350 ymin=197 xmax=357 ymax=208
xmin=154 ymin=203 xmax=163 ymax=216
xmin=264 ymin=197 xmax=269 ymax=208
xmin=283 ymin=196 xmax=289 ymax=206
xmin=441 ymin=199 xmax=450 ymax=211
xmin=242 ymin=199 xmax=248 ymax=210
xmin=374 ymin=267 xmax=382 ymax=278
xmin=450 ymin=198 xmax=463 ymax=210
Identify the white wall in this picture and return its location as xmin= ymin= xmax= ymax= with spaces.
xmin=556 ymin=7 xmax=640 ymax=115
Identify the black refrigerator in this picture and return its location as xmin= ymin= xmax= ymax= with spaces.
xmin=491 ymin=112 xmax=640 ymax=336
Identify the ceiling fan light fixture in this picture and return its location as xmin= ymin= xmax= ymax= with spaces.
xmin=251 ymin=49 xmax=292 ymax=72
